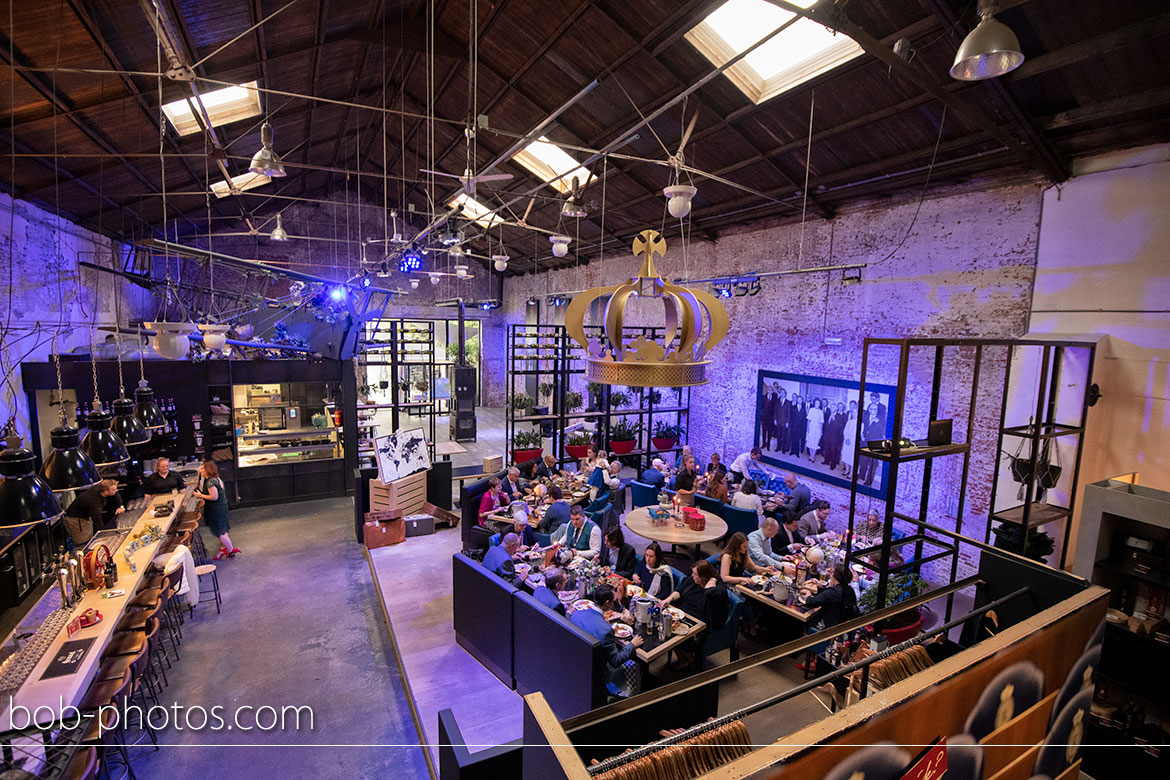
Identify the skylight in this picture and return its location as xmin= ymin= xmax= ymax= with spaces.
xmin=210 ymin=171 xmax=271 ymax=199
xmin=449 ymin=193 xmax=504 ymax=228
xmin=512 ymin=137 xmax=590 ymax=194
xmin=162 ymin=81 xmax=263 ymax=136
xmin=686 ymin=0 xmax=863 ymax=105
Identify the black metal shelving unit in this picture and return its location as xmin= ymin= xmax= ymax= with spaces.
xmin=985 ymin=340 xmax=1096 ymax=569
xmin=845 ymin=338 xmax=973 ymax=620
xmin=505 ymin=323 xmax=690 ymax=472
xmin=357 ymin=318 xmax=440 ymax=449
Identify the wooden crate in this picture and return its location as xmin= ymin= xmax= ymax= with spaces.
xmin=370 ymin=470 xmax=428 ymax=516
xmin=483 ymin=455 xmax=503 ymax=474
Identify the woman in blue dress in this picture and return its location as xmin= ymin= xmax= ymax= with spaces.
xmin=196 ymin=460 xmax=238 ymax=559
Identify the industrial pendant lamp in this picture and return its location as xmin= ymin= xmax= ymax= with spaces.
xmin=80 ymin=401 xmax=130 ymax=467
xmin=950 ymin=1 xmax=1025 ymax=80
xmin=109 ymin=319 xmax=151 ymax=446
xmin=110 ymin=396 xmax=151 ymax=447
xmin=249 ymin=120 xmax=287 ymax=177
xmin=0 ymin=429 xmax=63 ymax=527
xmin=270 ymin=213 xmax=289 ymax=241
xmin=40 ymin=347 xmax=102 ymax=491
xmin=133 ymin=335 xmax=167 ymax=431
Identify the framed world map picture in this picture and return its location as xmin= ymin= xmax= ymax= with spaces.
xmin=374 ymin=427 xmax=431 ymax=484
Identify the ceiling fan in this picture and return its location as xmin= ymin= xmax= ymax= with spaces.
xmin=420 ymin=126 xmax=513 ymax=197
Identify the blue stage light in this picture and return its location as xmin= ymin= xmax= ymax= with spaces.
xmin=329 ymin=286 xmax=346 ymax=301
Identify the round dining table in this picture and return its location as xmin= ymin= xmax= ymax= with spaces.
xmin=623 ymin=505 xmax=727 ymax=560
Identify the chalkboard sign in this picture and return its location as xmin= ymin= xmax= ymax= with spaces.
xmin=40 ymin=638 xmax=96 ymax=680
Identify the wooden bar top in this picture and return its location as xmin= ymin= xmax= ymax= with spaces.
xmin=0 ymin=487 xmax=193 ymax=730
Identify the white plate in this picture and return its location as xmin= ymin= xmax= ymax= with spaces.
xmin=750 ymin=575 xmax=769 ymax=585
xmin=572 ymin=598 xmax=594 ymax=612
xmin=625 ymin=585 xmax=644 ymax=598
xmin=613 ymin=623 xmax=633 ymax=639
xmin=665 ymin=606 xmax=686 ymax=621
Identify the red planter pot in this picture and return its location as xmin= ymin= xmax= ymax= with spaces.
xmin=609 ymin=439 xmax=636 ymax=455
xmin=565 ymin=444 xmax=590 ymax=459
xmin=511 ymin=448 xmax=543 ymax=465
xmin=880 ymin=612 xmax=924 ymax=645
xmin=651 ymin=437 xmax=677 ymax=451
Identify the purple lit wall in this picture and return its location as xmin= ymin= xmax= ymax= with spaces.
xmin=502 ymin=177 xmax=1047 ymax=577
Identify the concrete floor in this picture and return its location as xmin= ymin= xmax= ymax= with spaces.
xmin=133 ymin=497 xmax=430 ymax=780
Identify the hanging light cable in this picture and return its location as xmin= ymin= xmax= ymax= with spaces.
xmin=80 ymin=280 xmax=129 ymax=467
xmin=109 ymin=271 xmax=150 ymax=446
xmin=40 ymin=334 xmax=101 ymax=492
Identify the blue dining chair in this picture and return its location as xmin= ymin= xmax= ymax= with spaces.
xmin=629 ymin=481 xmax=658 ymax=509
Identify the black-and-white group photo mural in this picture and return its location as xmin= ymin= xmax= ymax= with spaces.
xmin=754 ymin=370 xmax=896 ymax=498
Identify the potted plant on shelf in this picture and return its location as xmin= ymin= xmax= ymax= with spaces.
xmin=510 ymin=392 xmax=534 ymax=416
xmin=608 ymin=418 xmax=642 ymax=455
xmin=991 ymin=521 xmax=1056 ymax=563
xmin=564 ymin=390 xmax=583 ymax=413
xmin=565 ymin=430 xmax=593 ymax=459
xmin=538 ymin=381 xmax=555 ymax=404
xmin=652 ymin=421 xmax=685 ymax=451
xmin=511 ymin=429 xmax=544 ymax=465
xmin=857 ymin=571 xmax=929 ymax=645
xmin=608 ymin=391 xmax=632 ymax=411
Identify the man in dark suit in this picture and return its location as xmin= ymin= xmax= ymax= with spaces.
xmin=772 ymin=515 xmax=804 ymax=555
xmin=774 ymin=386 xmax=790 ymax=455
xmin=858 ymin=393 xmax=888 ymax=486
xmin=761 ymin=386 xmax=777 ymax=450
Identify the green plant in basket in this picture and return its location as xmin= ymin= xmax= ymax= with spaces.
xmin=567 ymin=430 xmax=593 ymax=446
xmin=538 ymin=381 xmax=555 ymax=400
xmin=610 ymin=418 xmax=642 ymax=441
xmin=511 ymin=429 xmax=543 ymax=449
xmin=653 ymin=421 xmax=685 ymax=440
xmin=564 ymin=390 xmax=583 ymax=412
xmin=509 ymin=392 xmax=534 ymax=412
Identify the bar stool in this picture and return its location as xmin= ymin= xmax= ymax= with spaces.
xmin=127 ymin=587 xmax=162 ymax=610
xmin=61 ymin=746 xmax=98 ymax=780
xmin=100 ymin=628 xmax=147 ymax=660
xmin=95 ymin=645 xmax=159 ymax=753
xmin=190 ymin=562 xmax=222 ymax=615
xmin=78 ymin=670 xmax=138 ymax=780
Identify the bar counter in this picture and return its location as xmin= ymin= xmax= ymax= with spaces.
xmin=0 ymin=487 xmax=193 ymax=730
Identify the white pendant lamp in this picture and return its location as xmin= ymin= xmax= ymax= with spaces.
xmin=492 ymin=254 xmax=509 ymax=272
xmin=148 ymin=322 xmax=195 ymax=360
xmin=550 ymin=234 xmax=572 ymax=258
xmin=200 ymin=324 xmax=230 ymax=350
xmin=663 ymin=184 xmax=698 ymax=219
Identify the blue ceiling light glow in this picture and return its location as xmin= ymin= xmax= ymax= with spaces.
xmin=399 ymin=248 xmax=423 ymax=273
xmin=329 ymin=286 xmax=346 ymax=301
xmin=481 ymin=302 xmax=492 ymax=311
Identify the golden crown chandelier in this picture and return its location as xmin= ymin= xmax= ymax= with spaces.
xmin=565 ymin=230 xmax=729 ymax=387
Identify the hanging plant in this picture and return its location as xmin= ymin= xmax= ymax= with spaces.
xmin=648 ymin=390 xmax=662 ymax=405
xmin=608 ymin=391 xmax=631 ymax=410
xmin=538 ymin=381 xmax=555 ymax=400
xmin=564 ymin=390 xmax=583 ymax=412
xmin=414 ymin=378 xmax=430 ymax=394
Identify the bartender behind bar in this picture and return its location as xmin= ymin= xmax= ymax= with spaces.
xmin=64 ymin=478 xmax=124 ymax=545
xmin=142 ymin=456 xmax=186 ymax=494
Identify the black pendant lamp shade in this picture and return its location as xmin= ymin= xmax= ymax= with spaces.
xmin=41 ymin=425 xmax=101 ymax=492
xmin=134 ymin=380 xmax=167 ymax=431
xmin=111 ymin=396 xmax=151 ymax=446
xmin=0 ymin=439 xmax=63 ymax=527
xmin=80 ymin=406 xmax=130 ymax=467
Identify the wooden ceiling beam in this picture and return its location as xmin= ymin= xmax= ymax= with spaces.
xmin=0 ymin=31 xmax=169 ymax=204
xmin=1042 ymin=85 xmax=1170 ymax=130
xmin=768 ymin=0 xmax=1066 ymax=183
xmin=1009 ymin=12 xmax=1170 ymax=81
xmin=915 ymin=0 xmax=1068 ymax=181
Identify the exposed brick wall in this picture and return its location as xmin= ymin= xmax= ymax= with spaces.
xmin=501 ymin=178 xmax=1046 ymax=579
xmin=0 ymin=193 xmax=146 ymax=447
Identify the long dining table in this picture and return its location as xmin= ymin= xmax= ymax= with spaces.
xmin=0 ymin=487 xmax=193 ymax=733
